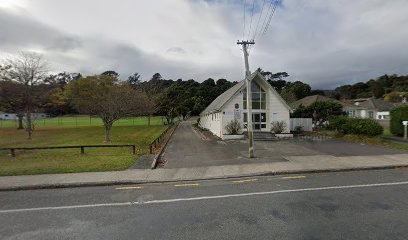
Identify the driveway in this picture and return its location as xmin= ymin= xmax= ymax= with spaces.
xmin=162 ymin=120 xmax=280 ymax=168
xmin=162 ymin=120 xmax=407 ymax=169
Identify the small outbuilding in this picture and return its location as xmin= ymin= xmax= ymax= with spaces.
xmin=199 ymin=71 xmax=291 ymax=138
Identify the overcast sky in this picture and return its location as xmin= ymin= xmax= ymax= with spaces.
xmin=1 ymin=0 xmax=408 ymax=89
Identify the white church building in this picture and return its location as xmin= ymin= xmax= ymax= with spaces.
xmin=199 ymin=71 xmax=291 ymax=139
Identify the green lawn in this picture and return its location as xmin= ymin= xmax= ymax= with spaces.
xmin=0 ymin=115 xmax=165 ymax=129
xmin=382 ymin=128 xmax=393 ymax=136
xmin=0 ymin=124 xmax=167 ymax=176
xmin=342 ymin=134 xmax=408 ymax=151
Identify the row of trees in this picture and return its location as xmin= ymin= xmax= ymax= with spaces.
xmin=331 ymin=74 xmax=408 ymax=100
xmin=257 ymin=68 xmax=327 ymax=103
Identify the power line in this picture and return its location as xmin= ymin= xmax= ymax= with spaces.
xmin=246 ymin=0 xmax=256 ymax=40
xmin=257 ymin=0 xmax=274 ymax=40
xmin=262 ymin=0 xmax=279 ymax=36
xmin=243 ymin=0 xmax=247 ymax=40
xmin=252 ymin=0 xmax=267 ymax=40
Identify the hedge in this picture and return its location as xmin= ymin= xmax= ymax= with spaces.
xmin=390 ymin=105 xmax=408 ymax=136
xmin=328 ymin=116 xmax=383 ymax=137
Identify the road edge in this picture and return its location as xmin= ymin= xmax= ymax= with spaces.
xmin=2 ymin=164 xmax=408 ymax=191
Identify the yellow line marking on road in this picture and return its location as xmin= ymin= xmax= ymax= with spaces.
xmin=233 ymin=179 xmax=258 ymax=183
xmin=282 ymin=176 xmax=306 ymax=179
xmin=174 ymin=183 xmax=200 ymax=187
xmin=116 ymin=186 xmax=144 ymax=190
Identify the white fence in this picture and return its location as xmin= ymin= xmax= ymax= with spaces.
xmin=290 ymin=118 xmax=313 ymax=132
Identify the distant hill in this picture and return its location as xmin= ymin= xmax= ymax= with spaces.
xmin=331 ymin=74 xmax=408 ymax=100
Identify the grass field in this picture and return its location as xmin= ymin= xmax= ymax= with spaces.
xmin=0 ymin=115 xmax=165 ymax=128
xmin=0 ymin=119 xmax=168 ymax=176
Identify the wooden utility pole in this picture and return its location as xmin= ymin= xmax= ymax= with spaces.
xmin=237 ymin=40 xmax=255 ymax=158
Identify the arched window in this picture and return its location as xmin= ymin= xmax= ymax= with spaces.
xmin=243 ymin=81 xmax=266 ymax=110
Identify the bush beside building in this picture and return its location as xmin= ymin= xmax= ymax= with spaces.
xmin=390 ymin=105 xmax=408 ymax=136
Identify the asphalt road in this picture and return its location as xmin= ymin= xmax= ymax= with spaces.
xmin=2 ymin=169 xmax=408 ymax=239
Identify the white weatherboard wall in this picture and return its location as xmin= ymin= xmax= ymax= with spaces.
xmin=264 ymin=81 xmax=290 ymax=133
xmin=200 ymin=112 xmax=222 ymax=137
xmin=377 ymin=111 xmax=390 ymax=120
xmin=221 ymin=92 xmax=244 ymax=135
xmin=221 ymin=75 xmax=290 ymax=135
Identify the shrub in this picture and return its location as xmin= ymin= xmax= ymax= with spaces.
xmin=291 ymin=101 xmax=346 ymax=128
xmin=328 ymin=116 xmax=383 ymax=137
xmin=327 ymin=115 xmax=349 ymax=131
xmin=225 ymin=120 xmax=242 ymax=135
xmin=390 ymin=105 xmax=408 ymax=136
xmin=271 ymin=121 xmax=287 ymax=134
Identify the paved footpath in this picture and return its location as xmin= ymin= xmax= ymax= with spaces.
xmin=1 ymin=153 xmax=408 ymax=190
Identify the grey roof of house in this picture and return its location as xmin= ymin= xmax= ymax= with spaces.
xmin=358 ymin=98 xmax=397 ymax=111
xmin=200 ymin=80 xmax=246 ymax=115
xmin=290 ymin=95 xmax=357 ymax=109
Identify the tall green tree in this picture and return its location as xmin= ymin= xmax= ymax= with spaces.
xmin=65 ymin=75 xmax=147 ymax=143
xmin=101 ymin=70 xmax=119 ymax=78
xmin=127 ymin=72 xmax=142 ymax=88
xmin=291 ymin=101 xmax=345 ymax=127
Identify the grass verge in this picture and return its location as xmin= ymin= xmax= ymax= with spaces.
xmin=342 ymin=134 xmax=408 ymax=151
xmin=0 ymin=125 xmax=167 ymax=176
xmin=317 ymin=130 xmax=408 ymax=151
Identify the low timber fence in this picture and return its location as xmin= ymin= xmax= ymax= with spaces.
xmin=0 ymin=144 xmax=136 ymax=157
xmin=149 ymin=123 xmax=176 ymax=154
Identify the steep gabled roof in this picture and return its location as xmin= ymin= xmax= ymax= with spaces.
xmin=200 ymin=79 xmax=246 ymax=115
xmin=290 ymin=95 xmax=357 ymax=109
xmin=200 ymin=71 xmax=291 ymax=115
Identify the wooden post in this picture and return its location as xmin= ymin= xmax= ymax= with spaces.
xmin=149 ymin=144 xmax=153 ymax=154
xmin=80 ymin=146 xmax=85 ymax=154
xmin=237 ymin=40 xmax=255 ymax=158
xmin=132 ymin=145 xmax=136 ymax=155
xmin=10 ymin=149 xmax=15 ymax=157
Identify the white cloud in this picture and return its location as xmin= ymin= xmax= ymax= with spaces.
xmin=1 ymin=0 xmax=408 ymax=88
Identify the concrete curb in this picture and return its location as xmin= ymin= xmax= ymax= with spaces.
xmin=151 ymin=122 xmax=179 ymax=169
xmin=2 ymin=163 xmax=408 ymax=191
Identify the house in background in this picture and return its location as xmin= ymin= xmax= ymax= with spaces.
xmin=199 ymin=71 xmax=291 ymax=139
xmin=0 ymin=112 xmax=48 ymax=120
xmin=290 ymin=95 xmax=360 ymax=117
xmin=0 ymin=112 xmax=18 ymax=120
xmin=290 ymin=95 xmax=398 ymax=120
xmin=350 ymin=98 xmax=397 ymax=120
